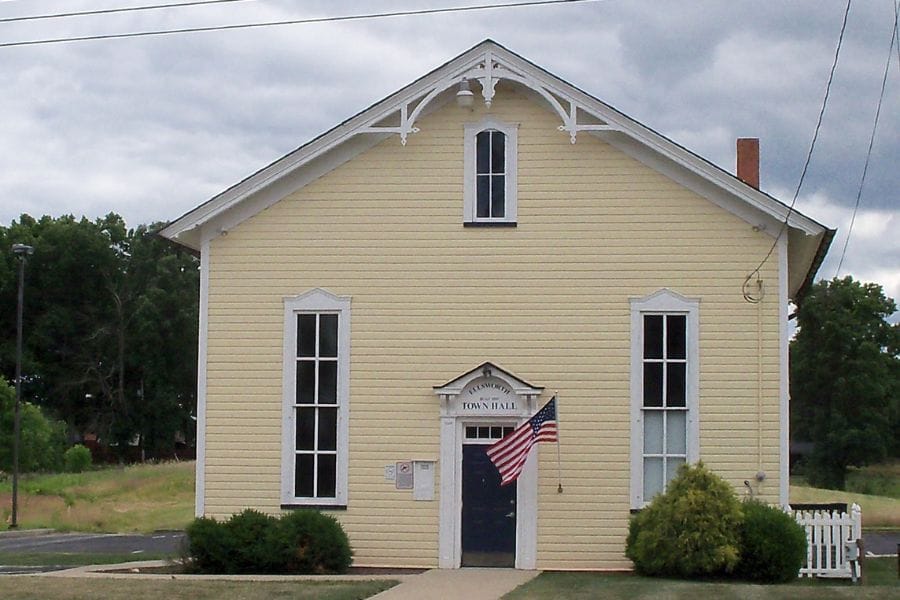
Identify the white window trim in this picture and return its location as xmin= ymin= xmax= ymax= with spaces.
xmin=463 ymin=117 xmax=518 ymax=224
xmin=630 ymin=289 xmax=700 ymax=509
xmin=281 ymin=288 xmax=351 ymax=507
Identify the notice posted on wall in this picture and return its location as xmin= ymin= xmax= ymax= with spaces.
xmin=395 ymin=461 xmax=413 ymax=490
xmin=413 ymin=460 xmax=435 ymax=501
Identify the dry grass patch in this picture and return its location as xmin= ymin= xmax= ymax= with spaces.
xmin=1 ymin=461 xmax=194 ymax=533
xmin=790 ymin=484 xmax=900 ymax=528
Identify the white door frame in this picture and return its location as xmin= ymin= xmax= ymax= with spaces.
xmin=433 ymin=363 xmax=543 ymax=569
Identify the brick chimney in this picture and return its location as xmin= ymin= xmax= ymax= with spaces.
xmin=736 ymin=138 xmax=760 ymax=189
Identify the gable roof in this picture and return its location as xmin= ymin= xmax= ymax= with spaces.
xmin=160 ymin=39 xmax=832 ymax=301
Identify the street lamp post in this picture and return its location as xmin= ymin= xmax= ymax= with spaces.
xmin=10 ymin=243 xmax=33 ymax=529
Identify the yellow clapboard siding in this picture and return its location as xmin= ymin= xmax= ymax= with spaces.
xmin=201 ymin=86 xmax=785 ymax=569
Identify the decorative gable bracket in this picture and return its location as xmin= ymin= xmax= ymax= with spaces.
xmin=361 ymin=48 xmax=619 ymax=145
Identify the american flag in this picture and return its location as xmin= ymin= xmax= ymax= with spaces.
xmin=487 ymin=397 xmax=558 ymax=486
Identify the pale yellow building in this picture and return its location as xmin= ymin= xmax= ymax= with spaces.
xmin=161 ymin=40 xmax=832 ymax=570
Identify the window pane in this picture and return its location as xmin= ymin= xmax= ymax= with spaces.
xmin=318 ymin=407 xmax=337 ymax=451
xmin=490 ymin=426 xmax=502 ymax=439
xmin=643 ymin=411 xmax=663 ymax=454
xmin=476 ymin=175 xmax=490 ymax=217
xmin=295 ymin=454 xmax=314 ymax=497
xmin=319 ymin=314 xmax=338 ymax=358
xmin=318 ymin=455 xmax=337 ymax=498
xmin=491 ymin=175 xmax=505 ymax=217
xmin=643 ymin=362 xmax=663 ymax=407
xmin=667 ymin=315 xmax=686 ymax=359
xmin=476 ymin=131 xmax=490 ymax=174
xmin=466 ymin=426 xmax=477 ymax=438
xmin=298 ymin=315 xmax=316 ymax=357
xmin=296 ymin=407 xmax=315 ymax=450
xmin=666 ymin=363 xmax=686 ymax=407
xmin=491 ymin=131 xmax=505 ymax=174
xmin=666 ymin=411 xmax=686 ymax=454
xmin=643 ymin=457 xmax=664 ymax=501
xmin=297 ymin=361 xmax=316 ymax=404
xmin=319 ymin=361 xmax=337 ymax=405
xmin=666 ymin=457 xmax=686 ymax=484
xmin=643 ymin=315 xmax=663 ymax=359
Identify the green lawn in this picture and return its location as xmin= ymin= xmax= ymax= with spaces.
xmin=0 ymin=461 xmax=194 ymax=533
xmin=0 ymin=578 xmax=397 ymax=600
xmin=504 ymin=558 xmax=899 ymax=599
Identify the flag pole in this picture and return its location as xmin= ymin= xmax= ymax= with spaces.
xmin=555 ymin=391 xmax=562 ymax=493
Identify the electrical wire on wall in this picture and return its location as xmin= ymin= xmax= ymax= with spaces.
xmin=741 ymin=0 xmax=852 ymax=304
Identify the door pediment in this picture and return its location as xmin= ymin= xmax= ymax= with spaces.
xmin=433 ymin=362 xmax=544 ymax=418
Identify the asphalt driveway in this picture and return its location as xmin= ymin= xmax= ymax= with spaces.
xmin=0 ymin=531 xmax=184 ymax=556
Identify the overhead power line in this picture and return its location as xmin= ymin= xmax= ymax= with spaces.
xmin=0 ymin=0 xmax=260 ymax=24
xmin=742 ymin=0 xmax=851 ymax=301
xmin=835 ymin=0 xmax=897 ymax=276
xmin=895 ymin=0 xmax=900 ymax=74
xmin=0 ymin=0 xmax=600 ymax=48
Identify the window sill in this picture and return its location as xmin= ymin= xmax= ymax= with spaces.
xmin=281 ymin=503 xmax=348 ymax=511
xmin=463 ymin=221 xmax=517 ymax=228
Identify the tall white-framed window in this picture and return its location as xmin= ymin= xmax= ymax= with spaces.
xmin=282 ymin=288 xmax=350 ymax=507
xmin=630 ymin=289 xmax=699 ymax=508
xmin=464 ymin=117 xmax=518 ymax=225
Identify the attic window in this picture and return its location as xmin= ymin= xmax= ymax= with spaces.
xmin=464 ymin=118 xmax=517 ymax=225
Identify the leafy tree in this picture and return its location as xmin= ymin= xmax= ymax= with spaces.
xmin=0 ymin=377 xmax=67 ymax=472
xmin=116 ymin=224 xmax=198 ymax=457
xmin=0 ymin=214 xmax=198 ymax=461
xmin=790 ymin=276 xmax=900 ymax=489
xmin=0 ymin=214 xmax=125 ymax=434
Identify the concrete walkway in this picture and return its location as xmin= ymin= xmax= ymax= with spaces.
xmin=369 ymin=568 xmax=539 ymax=600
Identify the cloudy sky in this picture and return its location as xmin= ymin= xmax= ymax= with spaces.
xmin=2 ymin=0 xmax=898 ymax=306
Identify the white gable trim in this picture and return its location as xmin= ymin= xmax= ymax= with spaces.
xmin=160 ymin=40 xmax=829 ymax=296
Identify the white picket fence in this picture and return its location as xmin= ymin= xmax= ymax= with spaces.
xmin=788 ymin=503 xmax=862 ymax=579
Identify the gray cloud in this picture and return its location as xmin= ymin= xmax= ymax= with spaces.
xmin=1 ymin=0 xmax=897 ymax=304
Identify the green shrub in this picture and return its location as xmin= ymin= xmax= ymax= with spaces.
xmin=223 ymin=509 xmax=280 ymax=573
xmin=626 ymin=462 xmax=743 ymax=578
xmin=185 ymin=509 xmax=352 ymax=574
xmin=0 ymin=378 xmax=67 ymax=472
xmin=185 ymin=516 xmax=232 ymax=573
xmin=274 ymin=510 xmax=353 ymax=574
xmin=63 ymin=444 xmax=92 ymax=473
xmin=736 ymin=500 xmax=807 ymax=583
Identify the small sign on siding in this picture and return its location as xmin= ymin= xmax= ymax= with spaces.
xmin=413 ymin=460 xmax=435 ymax=501
xmin=395 ymin=461 xmax=414 ymax=490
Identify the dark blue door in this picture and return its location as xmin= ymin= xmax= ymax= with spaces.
xmin=461 ymin=444 xmax=516 ymax=567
